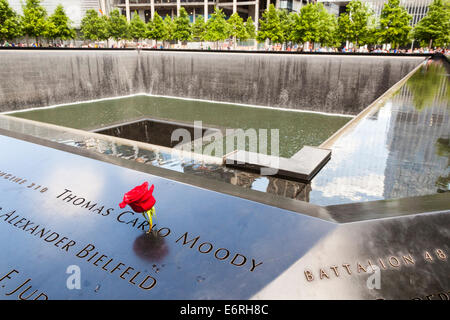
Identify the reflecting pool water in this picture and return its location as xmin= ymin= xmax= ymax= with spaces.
xmin=9 ymin=96 xmax=351 ymax=158
xmin=310 ymin=59 xmax=449 ymax=205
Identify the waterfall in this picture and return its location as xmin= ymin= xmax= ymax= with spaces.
xmin=0 ymin=50 xmax=425 ymax=115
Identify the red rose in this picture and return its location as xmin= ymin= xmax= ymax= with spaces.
xmin=119 ymin=182 xmax=156 ymax=213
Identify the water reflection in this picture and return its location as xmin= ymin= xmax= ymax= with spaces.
xmin=435 ymin=138 xmax=450 ymax=193
xmin=9 ymin=95 xmax=350 ymax=158
xmin=133 ymin=232 xmax=169 ymax=262
xmin=403 ymin=60 xmax=450 ymax=111
xmin=310 ymin=59 xmax=449 ymax=205
xmin=182 ymin=163 xmax=312 ymax=201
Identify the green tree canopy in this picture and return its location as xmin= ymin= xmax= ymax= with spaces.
xmin=245 ymin=16 xmax=256 ymax=39
xmin=173 ymin=7 xmax=191 ymax=41
xmin=0 ymin=0 xmax=22 ymax=41
xmin=192 ymin=15 xmax=206 ymax=40
xmin=80 ymin=9 xmax=109 ymax=41
xmin=405 ymin=63 xmax=450 ymax=110
xmin=290 ymin=3 xmax=322 ymax=45
xmin=149 ymin=12 xmax=165 ymax=41
xmin=317 ymin=3 xmax=338 ymax=47
xmin=279 ymin=10 xmax=296 ymax=43
xmin=257 ymin=4 xmax=283 ymax=43
xmin=45 ymin=4 xmax=75 ymax=41
xmin=129 ymin=11 xmax=147 ymax=41
xmin=228 ymin=12 xmax=248 ymax=41
xmin=204 ymin=7 xmax=230 ymax=42
xmin=338 ymin=0 xmax=375 ymax=46
xmin=337 ymin=12 xmax=351 ymax=42
xmin=163 ymin=14 xmax=176 ymax=41
xmin=413 ymin=0 xmax=450 ymax=48
xmin=21 ymin=0 xmax=48 ymax=42
xmin=378 ymin=0 xmax=412 ymax=48
xmin=108 ymin=9 xmax=129 ymax=41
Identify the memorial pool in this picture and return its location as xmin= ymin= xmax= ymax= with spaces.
xmin=0 ymin=50 xmax=448 ymax=300
xmin=9 ymin=95 xmax=351 ymax=158
xmin=4 ymin=57 xmax=448 ymax=206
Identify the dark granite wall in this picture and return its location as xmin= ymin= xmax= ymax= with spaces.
xmin=0 ymin=50 xmax=425 ymax=114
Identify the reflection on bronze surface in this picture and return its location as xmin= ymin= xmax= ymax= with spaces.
xmin=267 ymin=178 xmax=311 ymax=202
xmin=228 ymin=170 xmax=312 ymax=201
xmin=184 ymin=163 xmax=312 ymax=202
xmin=133 ymin=232 xmax=169 ymax=262
xmin=230 ymin=171 xmax=257 ymax=189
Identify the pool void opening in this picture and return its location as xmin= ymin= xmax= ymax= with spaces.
xmin=93 ymin=118 xmax=331 ymax=183
xmin=92 ymin=118 xmax=221 ymax=149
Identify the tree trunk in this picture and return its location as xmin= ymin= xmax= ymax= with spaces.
xmin=429 ymin=39 xmax=433 ymax=49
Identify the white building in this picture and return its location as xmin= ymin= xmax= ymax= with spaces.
xmin=318 ymin=0 xmax=434 ymax=25
xmin=112 ymin=0 xmax=307 ymax=28
xmin=8 ymin=0 xmax=107 ymax=28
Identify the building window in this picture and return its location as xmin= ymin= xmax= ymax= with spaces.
xmin=144 ymin=10 xmax=151 ymax=23
xmin=280 ymin=0 xmax=293 ymax=11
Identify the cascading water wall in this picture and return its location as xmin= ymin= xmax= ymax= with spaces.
xmin=0 ymin=49 xmax=426 ymax=115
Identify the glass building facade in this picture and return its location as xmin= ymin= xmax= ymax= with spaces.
xmin=319 ymin=0 xmax=433 ymax=25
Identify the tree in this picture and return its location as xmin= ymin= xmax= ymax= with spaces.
xmin=192 ymin=15 xmax=206 ymax=40
xmin=149 ymin=12 xmax=165 ymax=41
xmin=279 ymin=10 xmax=296 ymax=44
xmin=338 ymin=0 xmax=375 ymax=47
xmin=413 ymin=0 xmax=450 ymax=48
xmin=228 ymin=12 xmax=248 ymax=47
xmin=45 ymin=4 xmax=75 ymax=42
xmin=378 ymin=0 xmax=412 ymax=48
xmin=317 ymin=3 xmax=339 ymax=47
xmin=173 ymin=7 xmax=191 ymax=42
xmin=21 ymin=0 xmax=48 ymax=44
xmin=81 ymin=9 xmax=109 ymax=42
xmin=290 ymin=3 xmax=321 ymax=46
xmin=337 ymin=12 xmax=351 ymax=44
xmin=0 ymin=0 xmax=22 ymax=41
xmin=204 ymin=7 xmax=230 ymax=47
xmin=257 ymin=4 xmax=283 ymax=44
xmin=147 ymin=11 xmax=166 ymax=41
xmin=163 ymin=14 xmax=175 ymax=41
xmin=129 ymin=11 xmax=147 ymax=41
xmin=245 ymin=16 xmax=256 ymax=39
xmin=108 ymin=9 xmax=129 ymax=42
